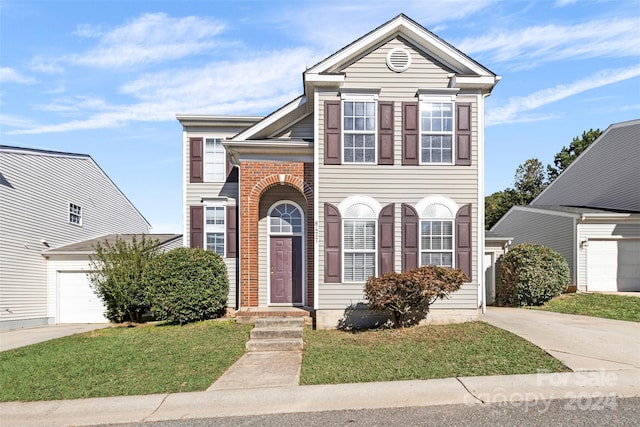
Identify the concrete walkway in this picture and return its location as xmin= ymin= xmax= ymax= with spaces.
xmin=208 ymin=351 xmax=302 ymax=390
xmin=483 ymin=307 xmax=640 ymax=371
xmin=0 ymin=324 xmax=111 ymax=352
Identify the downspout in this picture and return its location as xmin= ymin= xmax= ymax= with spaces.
xmin=313 ymin=87 xmax=320 ymax=312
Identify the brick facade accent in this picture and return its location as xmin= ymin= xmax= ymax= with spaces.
xmin=240 ymin=161 xmax=314 ymax=307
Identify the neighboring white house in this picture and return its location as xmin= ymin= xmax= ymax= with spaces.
xmin=492 ymin=119 xmax=640 ymax=293
xmin=0 ymin=146 xmax=152 ymax=330
xmin=43 ymin=234 xmax=182 ymax=324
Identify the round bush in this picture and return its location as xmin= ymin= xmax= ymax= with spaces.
xmin=144 ymin=247 xmax=229 ymax=325
xmin=497 ymin=243 xmax=570 ymax=306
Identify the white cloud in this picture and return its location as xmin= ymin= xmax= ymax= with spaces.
xmin=487 ymin=65 xmax=640 ymax=126
xmin=30 ymin=56 xmax=65 ymax=74
xmin=456 ymin=17 xmax=640 ymax=69
xmin=0 ymin=67 xmax=35 ymax=84
xmin=74 ymin=23 xmax=103 ymax=38
xmin=555 ymin=0 xmax=578 ymax=6
xmin=0 ymin=114 xmax=37 ymax=128
xmin=68 ymin=13 xmax=226 ymax=68
xmin=8 ymin=48 xmax=319 ymax=135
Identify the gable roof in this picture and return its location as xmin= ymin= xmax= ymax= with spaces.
xmin=0 ymin=145 xmax=151 ymax=227
xmin=531 ymin=119 xmax=640 ymax=212
xmin=231 ymin=14 xmax=499 ymax=142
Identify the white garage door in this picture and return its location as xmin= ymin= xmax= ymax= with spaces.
xmin=59 ymin=272 xmax=108 ymax=323
xmin=587 ymin=240 xmax=640 ymax=292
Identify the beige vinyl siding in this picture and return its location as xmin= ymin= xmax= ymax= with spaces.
xmin=576 ymin=220 xmax=640 ymax=289
xmin=273 ymin=114 xmax=314 ymax=139
xmin=493 ymin=208 xmax=577 ymax=283
xmin=316 ymin=38 xmax=480 ymax=310
xmin=0 ymin=151 xmax=149 ymax=329
xmin=533 ymin=121 xmax=640 ymax=212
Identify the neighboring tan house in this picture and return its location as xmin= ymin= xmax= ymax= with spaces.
xmin=179 ymin=14 xmax=501 ymax=328
xmin=0 ymin=146 xmax=152 ymax=330
xmin=492 ymin=119 xmax=640 ymax=294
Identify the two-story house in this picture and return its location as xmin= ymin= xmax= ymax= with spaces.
xmin=179 ymin=14 xmax=500 ymax=328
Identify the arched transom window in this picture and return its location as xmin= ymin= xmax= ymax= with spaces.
xmin=269 ymin=203 xmax=303 ymax=234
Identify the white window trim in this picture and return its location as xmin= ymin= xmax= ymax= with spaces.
xmin=68 ymin=202 xmax=82 ymax=226
xmin=204 ymin=137 xmax=226 ymax=183
xmin=416 ymin=196 xmax=459 ymax=269
xmin=339 ymin=195 xmax=380 ymax=283
xmin=419 ymin=95 xmax=456 ymax=165
xmin=204 ymin=200 xmax=226 ymax=257
xmin=341 ymin=93 xmax=378 ymax=165
xmin=266 ymin=200 xmax=306 ymax=307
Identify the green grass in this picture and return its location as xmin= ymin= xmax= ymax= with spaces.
xmin=300 ymin=322 xmax=569 ymax=385
xmin=0 ymin=320 xmax=252 ymax=402
xmin=531 ymin=293 xmax=640 ymax=322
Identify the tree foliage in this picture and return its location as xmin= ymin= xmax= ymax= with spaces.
xmin=88 ymin=235 xmax=159 ymax=323
xmin=547 ymin=128 xmax=602 ymax=181
xmin=364 ymin=266 xmax=467 ymax=328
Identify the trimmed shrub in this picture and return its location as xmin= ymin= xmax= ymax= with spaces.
xmin=144 ymin=247 xmax=229 ymax=325
xmin=364 ymin=266 xmax=468 ymax=328
xmin=497 ymin=243 xmax=570 ymax=306
xmin=88 ymin=235 xmax=159 ymax=323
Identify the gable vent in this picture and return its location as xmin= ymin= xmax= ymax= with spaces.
xmin=386 ymin=48 xmax=411 ymax=72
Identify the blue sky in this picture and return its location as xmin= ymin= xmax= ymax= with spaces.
xmin=1 ymin=0 xmax=639 ymax=233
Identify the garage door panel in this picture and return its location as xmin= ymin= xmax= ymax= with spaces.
xmin=59 ymin=272 xmax=108 ymax=323
xmin=587 ymin=240 xmax=640 ymax=292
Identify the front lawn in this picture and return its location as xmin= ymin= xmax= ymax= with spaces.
xmin=531 ymin=293 xmax=640 ymax=322
xmin=0 ymin=320 xmax=251 ymax=402
xmin=300 ymin=322 xmax=569 ymax=385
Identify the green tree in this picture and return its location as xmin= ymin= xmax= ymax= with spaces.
xmin=485 ymin=188 xmax=520 ymax=229
xmin=88 ymin=235 xmax=159 ymax=323
xmin=514 ymin=158 xmax=547 ymax=203
xmin=547 ymin=128 xmax=602 ymax=181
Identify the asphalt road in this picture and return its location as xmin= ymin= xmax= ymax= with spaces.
xmin=99 ymin=396 xmax=640 ymax=427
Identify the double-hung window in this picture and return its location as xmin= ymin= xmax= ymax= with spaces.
xmin=343 ymin=99 xmax=376 ymax=163
xmin=420 ymin=97 xmax=454 ymax=164
xmin=69 ymin=203 xmax=82 ymax=225
xmin=205 ymin=205 xmax=225 ymax=256
xmin=420 ymin=220 xmax=453 ymax=268
xmin=204 ymin=138 xmax=225 ymax=182
xmin=343 ymin=219 xmax=376 ymax=281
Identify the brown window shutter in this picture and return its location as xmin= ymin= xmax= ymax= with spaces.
xmin=189 ymin=137 xmax=203 ymax=183
xmin=324 ymin=101 xmax=341 ymax=165
xmin=378 ymin=203 xmax=395 ymax=274
xmin=456 ymin=203 xmax=472 ymax=281
xmin=402 ymin=102 xmax=419 ymax=165
xmin=324 ymin=203 xmax=341 ymax=283
xmin=226 ymin=205 xmax=237 ymax=258
xmin=401 ymin=203 xmax=418 ymax=271
xmin=378 ymin=101 xmax=394 ymax=165
xmin=190 ymin=205 xmax=204 ymax=249
xmin=456 ymin=103 xmax=472 ymax=166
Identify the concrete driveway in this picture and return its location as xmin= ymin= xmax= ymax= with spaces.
xmin=483 ymin=307 xmax=640 ymax=371
xmin=0 ymin=324 xmax=111 ymax=352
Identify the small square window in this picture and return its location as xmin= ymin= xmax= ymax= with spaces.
xmin=69 ymin=203 xmax=82 ymax=225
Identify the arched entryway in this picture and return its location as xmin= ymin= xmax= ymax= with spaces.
xmin=267 ymin=201 xmax=304 ymax=305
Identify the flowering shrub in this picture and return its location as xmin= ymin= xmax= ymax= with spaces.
xmin=364 ymin=266 xmax=467 ymax=328
xmin=144 ymin=248 xmax=228 ymax=325
xmin=497 ymin=243 xmax=570 ymax=306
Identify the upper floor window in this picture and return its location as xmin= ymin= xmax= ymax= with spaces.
xmin=69 ymin=203 xmax=82 ymax=226
xmin=420 ymin=100 xmax=454 ymax=164
xmin=205 ymin=205 xmax=225 ymax=256
xmin=343 ymin=100 xmax=376 ymax=163
xmin=205 ymin=138 xmax=225 ymax=182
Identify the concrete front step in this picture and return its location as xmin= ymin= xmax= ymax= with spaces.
xmin=255 ymin=317 xmax=305 ymax=328
xmin=250 ymin=327 xmax=303 ymax=340
xmin=246 ymin=338 xmax=303 ymax=352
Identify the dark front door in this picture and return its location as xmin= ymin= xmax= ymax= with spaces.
xmin=270 ymin=236 xmax=302 ymax=304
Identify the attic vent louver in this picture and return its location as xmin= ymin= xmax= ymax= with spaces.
xmin=386 ymin=48 xmax=411 ymax=72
